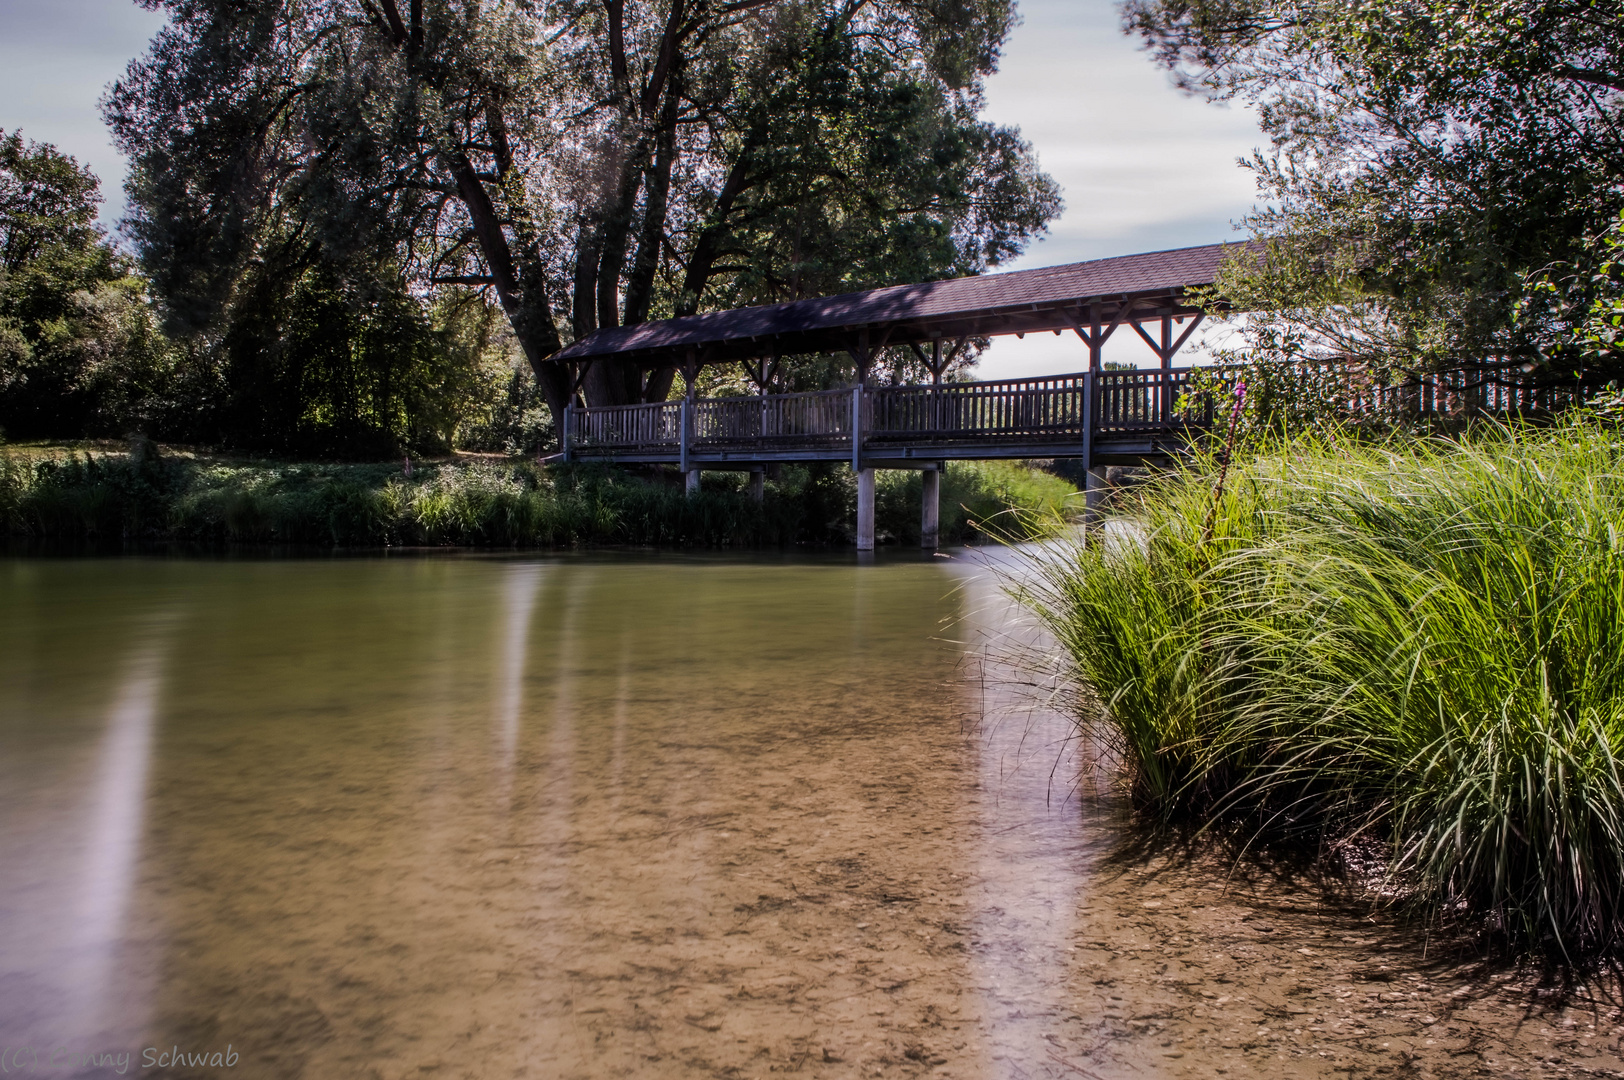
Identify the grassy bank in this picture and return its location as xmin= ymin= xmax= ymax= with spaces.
xmin=0 ymin=443 xmax=1078 ymax=548
xmin=1022 ymin=424 xmax=1624 ymax=959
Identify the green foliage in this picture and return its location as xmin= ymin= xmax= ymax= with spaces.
xmin=213 ymin=262 xmax=538 ymax=457
xmin=0 ymin=130 xmax=183 ymax=439
xmin=1023 ymin=425 xmax=1624 ymax=957
xmin=1128 ymin=0 xmax=1624 ymax=386
xmin=695 ymin=27 xmax=1060 ymax=314
xmin=0 ymin=447 xmax=1073 ymax=549
xmin=1520 ymin=209 xmax=1624 ymax=378
xmin=875 ymin=461 xmax=1079 ymax=544
xmin=0 ymin=129 xmax=546 ymax=454
xmin=106 ymin=0 xmax=1059 ymax=418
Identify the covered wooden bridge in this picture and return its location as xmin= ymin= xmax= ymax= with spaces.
xmin=551 ymin=243 xmax=1251 ymax=548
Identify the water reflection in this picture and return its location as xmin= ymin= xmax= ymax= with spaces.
xmin=0 ymin=600 xmax=174 ymax=1062
xmin=68 ymin=624 xmax=170 ymax=1043
xmin=946 ymin=549 xmax=1106 ymax=1074
xmin=493 ymin=563 xmax=542 ymax=762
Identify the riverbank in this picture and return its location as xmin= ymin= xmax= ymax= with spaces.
xmin=1023 ymin=422 xmax=1624 ymax=962
xmin=0 ymin=441 xmax=1078 ymax=548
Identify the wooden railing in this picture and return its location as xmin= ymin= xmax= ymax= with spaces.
xmin=561 ymin=365 xmax=1575 ymax=461
xmin=867 ymin=374 xmax=1090 ymax=440
xmin=1181 ymin=363 xmax=1577 ymax=420
xmin=694 ymin=388 xmax=853 ymax=444
xmin=1094 ymin=368 xmax=1200 ymax=433
xmin=570 ymin=399 xmax=682 ymax=449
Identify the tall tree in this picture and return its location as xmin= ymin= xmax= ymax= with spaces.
xmin=0 ymin=131 xmax=173 ymax=438
xmin=1126 ymin=0 xmax=1624 ymax=387
xmin=107 ymin=0 xmax=1059 ymax=425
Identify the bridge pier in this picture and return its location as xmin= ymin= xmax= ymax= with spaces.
xmin=921 ymin=465 xmax=940 ymax=549
xmin=856 ymin=468 xmax=876 ymax=551
xmin=1085 ymin=466 xmax=1109 ymax=525
xmin=686 ymin=469 xmax=701 ymax=496
xmin=748 ymin=467 xmax=765 ymax=503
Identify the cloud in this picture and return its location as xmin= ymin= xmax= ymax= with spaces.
xmin=975 ymin=0 xmax=1265 ymax=377
xmin=0 ymin=0 xmax=168 ymax=229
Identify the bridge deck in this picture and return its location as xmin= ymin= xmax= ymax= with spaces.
xmin=561 ymin=365 xmax=1563 ymax=470
xmin=563 ymin=368 xmax=1206 ymax=468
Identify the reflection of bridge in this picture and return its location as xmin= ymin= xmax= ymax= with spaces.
xmin=551 ymin=243 xmax=1248 ymax=549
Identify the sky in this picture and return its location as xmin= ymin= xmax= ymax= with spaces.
xmin=0 ymin=0 xmax=167 ymax=226
xmin=0 ymin=0 xmax=1265 ymax=378
xmin=975 ymin=0 xmax=1263 ymax=376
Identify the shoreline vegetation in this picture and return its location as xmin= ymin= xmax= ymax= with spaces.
xmin=1022 ymin=421 xmax=1624 ymax=963
xmin=0 ymin=441 xmax=1079 ymax=549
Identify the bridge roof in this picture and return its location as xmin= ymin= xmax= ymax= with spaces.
xmin=552 ymin=241 xmax=1256 ymax=368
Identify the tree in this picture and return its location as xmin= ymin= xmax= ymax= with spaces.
xmin=0 ymin=131 xmax=175 ymax=439
xmin=1520 ymin=209 xmax=1624 ymax=382
xmin=1126 ymin=0 xmax=1624 ymax=390
xmin=106 ymin=0 xmax=1059 ymax=428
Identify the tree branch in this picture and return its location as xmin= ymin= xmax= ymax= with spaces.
xmin=642 ymin=0 xmax=687 ymax=118
xmin=1560 ymin=66 xmax=1624 ymax=94
xmin=375 ymin=0 xmax=410 ymax=44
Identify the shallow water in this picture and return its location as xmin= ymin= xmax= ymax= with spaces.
xmin=1 ymin=551 xmax=1619 ymax=1079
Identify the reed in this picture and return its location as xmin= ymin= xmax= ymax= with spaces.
xmin=1022 ymin=423 xmax=1624 ymax=957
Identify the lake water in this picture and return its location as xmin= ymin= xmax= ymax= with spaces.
xmin=0 ymin=552 xmax=1611 ymax=1078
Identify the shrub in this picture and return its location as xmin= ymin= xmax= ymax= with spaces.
xmin=0 ymin=448 xmax=1075 ymax=550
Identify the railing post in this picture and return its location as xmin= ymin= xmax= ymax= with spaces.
xmin=1081 ymin=367 xmax=1096 ymax=474
xmin=561 ymin=403 xmax=572 ymax=462
xmin=851 ymin=383 xmax=864 ymax=473
xmin=852 ymin=383 xmax=876 ymax=552
xmin=679 ymin=397 xmax=691 ymax=476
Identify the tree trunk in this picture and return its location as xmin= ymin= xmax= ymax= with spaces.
xmin=445 ymin=150 xmax=570 ymax=426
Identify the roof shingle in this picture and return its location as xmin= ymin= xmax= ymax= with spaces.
xmin=553 ymin=241 xmax=1255 ymax=364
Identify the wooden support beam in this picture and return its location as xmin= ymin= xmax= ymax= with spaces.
xmin=844 ymin=327 xmax=879 ymax=384
xmin=850 ymin=384 xmax=864 ymax=472
xmin=1072 ymin=302 xmax=1133 ymax=368
xmin=1130 ymin=311 xmax=1205 ymax=365
xmin=679 ymin=395 xmax=691 ymax=475
xmin=1167 ymin=312 xmax=1205 ymax=358
xmin=1085 ymin=465 xmax=1109 ymax=532
xmin=680 ymin=346 xmax=702 ymax=397
xmin=856 ymin=467 xmax=876 ymax=551
xmin=570 ymin=358 xmax=594 ymax=397
xmin=921 ymin=464 xmax=940 ymax=549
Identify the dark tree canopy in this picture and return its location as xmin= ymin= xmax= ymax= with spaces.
xmin=107 ymin=0 xmax=1060 ymax=425
xmin=1126 ymin=0 xmax=1624 ymax=387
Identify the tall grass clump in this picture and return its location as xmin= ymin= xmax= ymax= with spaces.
xmin=1023 ymin=423 xmax=1624 ymax=958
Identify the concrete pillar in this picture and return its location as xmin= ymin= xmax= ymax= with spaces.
xmin=748 ymin=467 xmax=765 ymax=503
xmin=920 ymin=465 xmax=940 ymax=549
xmin=1085 ymin=466 xmax=1109 ymax=527
xmin=685 ymin=468 xmax=701 ymax=495
xmin=855 ymin=467 xmax=876 ymax=551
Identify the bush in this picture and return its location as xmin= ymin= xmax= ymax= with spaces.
xmin=0 ymin=448 xmax=1076 ymax=550
xmin=1021 ymin=423 xmax=1624 ymax=958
